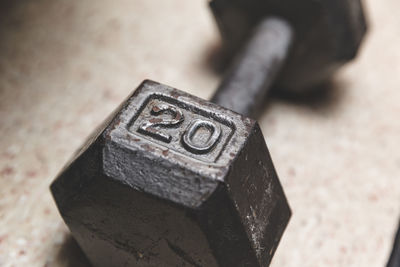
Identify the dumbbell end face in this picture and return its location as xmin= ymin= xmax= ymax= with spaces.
xmin=51 ymin=80 xmax=290 ymax=267
xmin=210 ymin=0 xmax=367 ymax=91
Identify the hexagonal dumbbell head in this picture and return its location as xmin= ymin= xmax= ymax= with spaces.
xmin=210 ymin=0 xmax=367 ymax=91
xmin=51 ymin=80 xmax=291 ymax=267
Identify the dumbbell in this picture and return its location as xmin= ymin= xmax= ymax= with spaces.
xmin=387 ymin=222 xmax=400 ymax=267
xmin=51 ymin=1 xmax=367 ymax=267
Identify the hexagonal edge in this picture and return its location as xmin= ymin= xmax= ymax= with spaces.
xmin=224 ymin=122 xmax=291 ymax=266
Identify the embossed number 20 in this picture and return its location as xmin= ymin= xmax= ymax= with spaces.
xmin=138 ymin=103 xmax=221 ymax=154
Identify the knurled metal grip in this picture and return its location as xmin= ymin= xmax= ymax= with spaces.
xmin=51 ymin=80 xmax=291 ymax=267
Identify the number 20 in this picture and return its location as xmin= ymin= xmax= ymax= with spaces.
xmin=138 ymin=103 xmax=221 ymax=154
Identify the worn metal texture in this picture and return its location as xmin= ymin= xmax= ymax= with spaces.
xmin=387 ymin=222 xmax=400 ymax=267
xmin=51 ymin=80 xmax=291 ymax=266
xmin=211 ymin=17 xmax=293 ymax=118
xmin=210 ymin=0 xmax=367 ymax=92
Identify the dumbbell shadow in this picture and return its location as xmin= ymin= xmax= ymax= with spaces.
xmin=203 ymin=40 xmax=350 ymax=117
xmin=273 ymin=78 xmax=351 ymax=116
xmin=49 ymin=235 xmax=91 ymax=267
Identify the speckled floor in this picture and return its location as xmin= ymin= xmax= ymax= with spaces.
xmin=0 ymin=0 xmax=399 ymax=266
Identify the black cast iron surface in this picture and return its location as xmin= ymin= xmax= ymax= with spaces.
xmin=51 ymin=80 xmax=291 ymax=266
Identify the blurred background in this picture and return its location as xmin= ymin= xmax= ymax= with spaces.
xmin=0 ymin=0 xmax=399 ymax=266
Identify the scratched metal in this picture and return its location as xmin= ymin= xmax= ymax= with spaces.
xmin=51 ymin=80 xmax=291 ymax=267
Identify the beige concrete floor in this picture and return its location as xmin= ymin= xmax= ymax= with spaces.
xmin=0 ymin=0 xmax=399 ymax=266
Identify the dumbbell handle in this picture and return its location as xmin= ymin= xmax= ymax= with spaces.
xmin=211 ymin=17 xmax=294 ymax=118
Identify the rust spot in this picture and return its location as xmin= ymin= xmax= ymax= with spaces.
xmin=126 ymin=134 xmax=141 ymax=142
xmin=131 ymin=137 xmax=141 ymax=142
xmin=108 ymin=119 xmax=121 ymax=137
xmin=19 ymin=250 xmax=26 ymax=255
xmin=112 ymin=119 xmax=122 ymax=130
xmin=162 ymin=150 xmax=169 ymax=156
xmin=170 ymin=90 xmax=180 ymax=99
xmin=149 ymin=118 xmax=163 ymax=123
xmin=107 ymin=119 xmax=122 ymax=139
xmin=216 ymin=170 xmax=224 ymax=178
xmin=152 ymin=106 xmax=161 ymax=113
xmin=175 ymin=113 xmax=182 ymax=121
xmin=141 ymin=144 xmax=155 ymax=152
